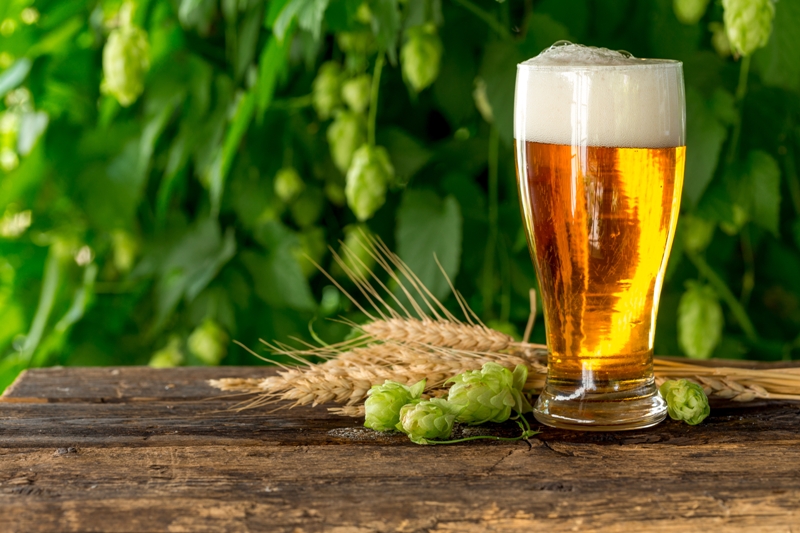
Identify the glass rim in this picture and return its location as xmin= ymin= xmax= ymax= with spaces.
xmin=516 ymin=59 xmax=683 ymax=71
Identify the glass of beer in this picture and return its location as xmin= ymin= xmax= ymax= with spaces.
xmin=514 ymin=43 xmax=685 ymax=430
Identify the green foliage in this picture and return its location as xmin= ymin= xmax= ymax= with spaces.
xmin=0 ymin=0 xmax=799 ymax=390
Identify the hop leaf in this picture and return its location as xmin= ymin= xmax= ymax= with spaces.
xmin=187 ymin=319 xmax=229 ymax=366
xmin=312 ymin=62 xmax=344 ymax=120
xmin=341 ymin=74 xmax=371 ymax=114
xmin=447 ymin=362 xmax=531 ymax=425
xmin=396 ymin=398 xmax=462 ymax=445
xmin=673 ymin=0 xmax=711 ymax=25
xmin=364 ymin=379 xmax=426 ymax=432
xmin=327 ymin=111 xmax=367 ymax=174
xmin=722 ymin=0 xmax=776 ymax=56
xmin=274 ymin=167 xmax=305 ymax=203
xmin=102 ymin=25 xmax=150 ymax=107
xmin=660 ymin=379 xmax=711 ymax=425
xmin=401 ymin=24 xmax=443 ymax=93
xmin=345 ymin=145 xmax=393 ymax=221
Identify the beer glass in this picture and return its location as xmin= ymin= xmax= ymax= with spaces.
xmin=514 ymin=43 xmax=685 ymax=430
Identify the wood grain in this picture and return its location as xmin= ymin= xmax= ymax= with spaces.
xmin=1 ymin=366 xmax=800 ymax=532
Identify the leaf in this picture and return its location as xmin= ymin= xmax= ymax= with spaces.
xmin=214 ymin=90 xmax=256 ymax=216
xmin=649 ymin=0 xmax=701 ymax=62
xmin=479 ymin=41 xmax=523 ymax=146
xmin=256 ymin=35 xmax=290 ymax=118
xmin=16 ymin=111 xmax=49 ymax=156
xmin=0 ymin=142 xmax=45 ymax=208
xmin=266 ymin=0 xmax=293 ymax=27
xmin=678 ymin=281 xmax=724 ymax=359
xmin=754 ymin=0 xmax=800 ymax=92
xmin=152 ymin=219 xmax=237 ymax=332
xmin=325 ymin=0 xmax=362 ymax=31
xmin=519 ymin=13 xmax=573 ymax=57
xmin=241 ymin=247 xmax=316 ymax=312
xmin=235 ymin=6 xmax=263 ymax=79
xmin=432 ymin=25 xmax=478 ymax=126
xmin=274 ymin=0 xmax=330 ymax=41
xmin=371 ymin=0 xmax=401 ymax=63
xmin=396 ymin=190 xmax=462 ymax=301
xmin=296 ymin=0 xmax=331 ymax=41
xmin=27 ymin=17 xmax=84 ymax=57
xmin=377 ymin=127 xmax=433 ymax=185
xmin=534 ymin=0 xmax=588 ymax=41
xmin=19 ymin=244 xmax=69 ymax=361
xmin=0 ymin=59 xmax=32 ymax=99
xmin=684 ymin=88 xmax=728 ymax=207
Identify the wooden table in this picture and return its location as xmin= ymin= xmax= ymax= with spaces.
xmin=1 ymin=366 xmax=799 ymax=532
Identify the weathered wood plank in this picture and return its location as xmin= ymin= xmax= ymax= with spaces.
xmin=1 ymin=443 xmax=799 ymax=532
xmin=1 ymin=394 xmax=800 ymax=448
xmin=0 ymin=367 xmax=273 ymax=403
xmin=3 ymin=366 xmax=800 ymax=532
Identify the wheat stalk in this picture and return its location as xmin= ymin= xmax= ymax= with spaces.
xmin=213 ymin=346 xmax=800 ymax=416
xmin=211 ymin=232 xmax=800 ymax=417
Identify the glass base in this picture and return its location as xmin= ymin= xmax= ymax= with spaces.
xmin=533 ymin=378 xmax=667 ymax=431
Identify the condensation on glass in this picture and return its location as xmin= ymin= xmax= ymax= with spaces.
xmin=514 ymin=43 xmax=686 ymax=430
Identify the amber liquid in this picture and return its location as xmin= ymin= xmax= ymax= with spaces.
xmin=516 ymin=141 xmax=685 ymax=388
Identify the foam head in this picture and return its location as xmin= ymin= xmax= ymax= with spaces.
xmin=514 ymin=43 xmax=685 ymax=148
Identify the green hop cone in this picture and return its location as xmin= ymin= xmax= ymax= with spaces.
xmin=401 ymin=24 xmax=443 ymax=93
xmin=149 ymin=337 xmax=184 ymax=368
xmin=447 ymin=362 xmax=532 ymax=425
xmin=345 ymin=145 xmax=393 ymax=221
xmin=274 ymin=167 xmax=304 ymax=204
xmin=673 ymin=0 xmax=711 ymax=25
xmin=364 ymin=379 xmax=426 ymax=432
xmin=290 ymin=187 xmax=324 ymax=228
xmin=102 ymin=25 xmax=150 ymax=107
xmin=660 ymin=379 xmax=711 ymax=425
xmin=709 ymin=22 xmax=732 ymax=58
xmin=312 ymin=62 xmax=343 ymax=120
xmin=335 ymin=224 xmax=376 ymax=279
xmin=327 ymin=111 xmax=366 ymax=174
xmin=293 ymin=227 xmax=327 ymax=278
xmin=396 ymin=398 xmax=462 ymax=445
xmin=187 ymin=319 xmax=229 ymax=366
xmin=722 ymin=0 xmax=775 ymax=57
xmin=341 ymin=74 xmax=371 ymax=114
xmin=111 ymin=230 xmax=139 ymax=273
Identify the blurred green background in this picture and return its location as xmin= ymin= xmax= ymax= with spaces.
xmin=0 ymin=0 xmax=798 ymax=391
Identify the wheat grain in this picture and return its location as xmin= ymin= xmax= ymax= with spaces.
xmin=362 ymin=318 xmax=515 ymax=352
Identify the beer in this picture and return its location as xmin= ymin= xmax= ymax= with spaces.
xmin=517 ymin=142 xmax=684 ymax=382
xmin=514 ymin=43 xmax=685 ymax=430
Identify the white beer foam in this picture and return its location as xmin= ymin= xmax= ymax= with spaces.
xmin=515 ymin=43 xmax=685 ymax=148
